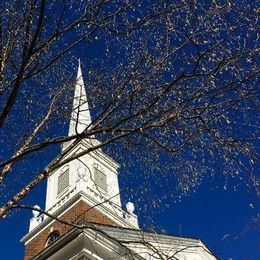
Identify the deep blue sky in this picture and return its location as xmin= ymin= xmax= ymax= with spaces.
xmin=0 ymin=55 xmax=258 ymax=259
xmin=0 ymin=1 xmax=259 ymax=259
xmin=0 ymin=176 xmax=259 ymax=259
xmin=0 ymin=57 xmax=259 ymax=260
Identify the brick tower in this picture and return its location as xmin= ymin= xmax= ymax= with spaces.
xmin=21 ymin=61 xmax=139 ymax=260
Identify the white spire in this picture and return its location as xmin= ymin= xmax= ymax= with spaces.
xmin=68 ymin=60 xmax=92 ymax=136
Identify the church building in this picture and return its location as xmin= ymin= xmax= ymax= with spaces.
xmin=21 ymin=62 xmax=216 ymax=260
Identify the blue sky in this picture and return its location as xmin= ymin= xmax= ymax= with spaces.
xmin=0 ymin=1 xmax=259 ymax=259
xmin=0 ymin=53 xmax=258 ymax=259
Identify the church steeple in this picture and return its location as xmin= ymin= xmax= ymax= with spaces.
xmin=68 ymin=60 xmax=92 ymax=136
xmin=28 ymin=60 xmax=138 ymax=228
xmin=22 ymin=61 xmax=139 ymax=260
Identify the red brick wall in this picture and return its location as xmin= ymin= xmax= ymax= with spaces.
xmin=24 ymin=200 xmax=117 ymax=260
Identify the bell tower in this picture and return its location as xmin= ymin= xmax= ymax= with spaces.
xmin=21 ymin=61 xmax=138 ymax=260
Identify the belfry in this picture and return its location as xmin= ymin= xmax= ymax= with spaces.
xmin=21 ymin=62 xmax=216 ymax=260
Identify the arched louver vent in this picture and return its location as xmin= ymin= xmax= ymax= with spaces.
xmin=94 ymin=167 xmax=107 ymax=191
xmin=57 ymin=167 xmax=69 ymax=195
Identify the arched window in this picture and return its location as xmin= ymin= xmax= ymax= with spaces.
xmin=46 ymin=231 xmax=60 ymax=246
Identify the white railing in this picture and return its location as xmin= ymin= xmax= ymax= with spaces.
xmin=29 ymin=185 xmax=138 ymax=232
